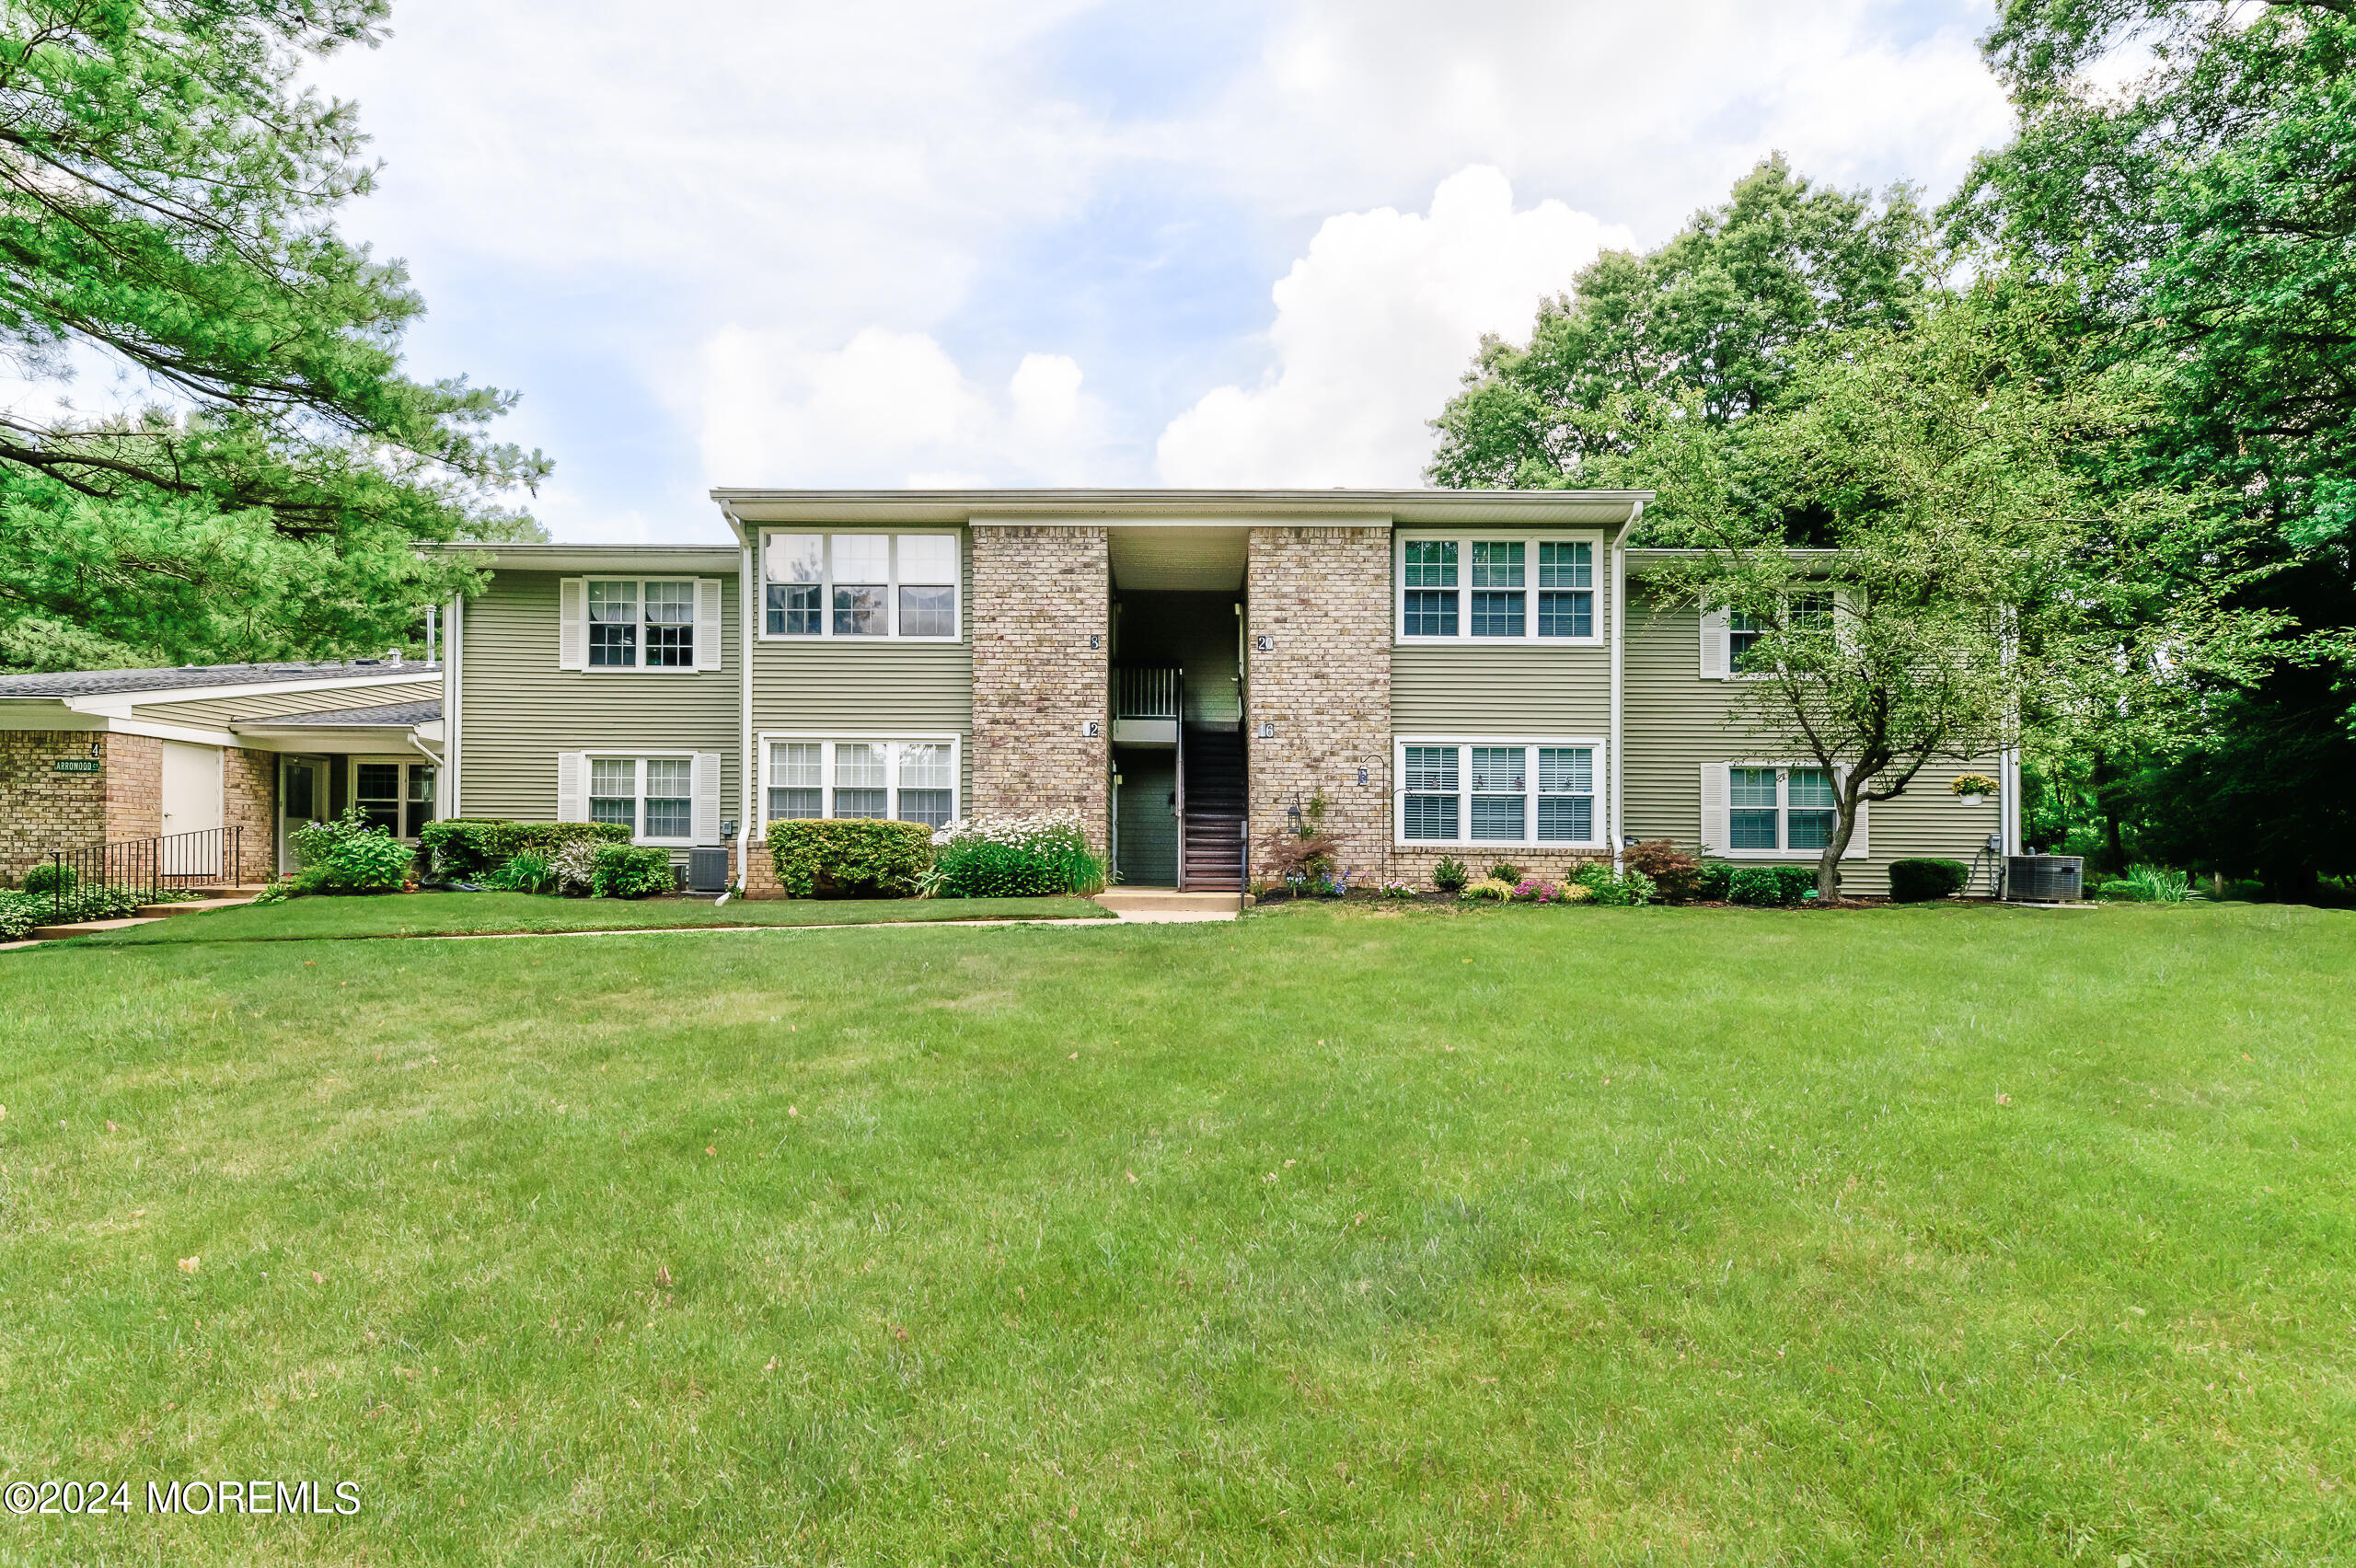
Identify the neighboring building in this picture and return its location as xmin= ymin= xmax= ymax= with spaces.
xmin=0 ymin=659 xmax=443 ymax=885
xmin=426 ymin=490 xmax=2019 ymax=897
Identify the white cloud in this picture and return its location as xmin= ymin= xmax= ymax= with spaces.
xmin=1155 ymin=167 xmax=1629 ymax=487
xmin=698 ymin=327 xmax=1102 ymax=488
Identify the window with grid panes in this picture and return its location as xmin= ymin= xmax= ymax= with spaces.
xmin=1728 ymin=767 xmax=1781 ymax=848
xmin=897 ymin=744 xmax=953 ymax=825
xmin=764 ymin=535 xmax=824 ymax=635
xmin=832 ymin=743 xmax=889 ymax=817
xmin=831 ymin=536 xmax=890 ymax=636
xmin=1536 ymin=746 xmax=1593 ymax=841
xmin=354 ymin=761 xmax=402 ymax=835
xmin=1469 ymin=543 xmax=1525 ymax=637
xmin=1469 ymin=745 xmax=1527 ymax=839
xmin=641 ymin=582 xmax=695 ymax=666
xmin=1402 ymin=540 xmax=1458 ymax=637
xmin=1401 ymin=745 xmax=1459 ymax=840
xmin=767 ymin=742 xmax=822 ymax=820
xmin=642 ymin=758 xmax=693 ymax=839
xmin=1537 ymin=542 xmax=1593 ymax=638
xmin=1786 ymin=767 xmax=1836 ymax=849
xmin=896 ymin=536 xmax=957 ymax=637
xmin=764 ymin=533 xmax=961 ymax=639
xmin=587 ymin=581 xmax=638 ymax=666
xmin=589 ymin=757 xmax=639 ymax=832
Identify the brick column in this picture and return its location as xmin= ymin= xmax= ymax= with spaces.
xmin=104 ymin=733 xmax=162 ymax=843
xmin=1246 ymin=527 xmax=1392 ymax=887
xmin=969 ymin=525 xmax=1110 ymax=850
xmin=223 ymin=748 xmax=277 ymax=882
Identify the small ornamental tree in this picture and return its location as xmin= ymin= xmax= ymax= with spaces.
xmin=1653 ymin=294 xmax=2202 ymax=902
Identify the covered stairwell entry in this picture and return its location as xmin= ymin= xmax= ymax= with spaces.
xmin=1178 ymin=724 xmax=1244 ymax=891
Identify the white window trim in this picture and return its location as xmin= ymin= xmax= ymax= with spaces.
xmin=758 ymin=731 xmax=963 ymax=826
xmin=756 ymin=530 xmax=964 ymax=643
xmin=1394 ymin=529 xmax=1606 ymax=647
xmin=1702 ymin=589 xmax=1850 ymax=682
xmin=577 ymin=576 xmax=712 ymax=674
xmin=1713 ymin=759 xmax=1865 ymax=860
xmin=347 ymin=755 xmax=437 ymax=843
xmin=1392 ymin=734 xmax=1608 ymax=849
xmin=581 ymin=750 xmax=700 ymax=847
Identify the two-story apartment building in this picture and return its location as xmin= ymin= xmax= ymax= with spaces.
xmin=430 ymin=489 xmax=2020 ymax=897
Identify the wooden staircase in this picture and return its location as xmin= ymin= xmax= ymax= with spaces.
xmin=1181 ymin=725 xmax=1246 ymax=892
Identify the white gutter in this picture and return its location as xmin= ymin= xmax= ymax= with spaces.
xmin=1610 ymin=500 xmax=1639 ymax=870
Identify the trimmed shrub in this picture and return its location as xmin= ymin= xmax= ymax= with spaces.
xmin=1431 ymin=857 xmax=1469 ymax=893
xmin=1624 ymin=839 xmax=1703 ymax=903
xmin=591 ymin=844 xmax=676 ymax=899
xmin=930 ymin=813 xmax=1104 ymax=898
xmin=20 ymin=862 xmax=76 ymax=896
xmin=290 ymin=805 xmax=389 ymax=871
xmin=770 ymin=819 xmax=933 ymax=899
xmin=1729 ymin=865 xmax=1819 ymax=906
xmin=419 ymin=818 xmax=633 ymax=879
xmin=2095 ymin=878 xmax=2142 ymax=902
xmin=1573 ymin=864 xmax=1657 ymax=906
xmin=1486 ymin=861 xmax=1524 ymax=884
xmin=1695 ymin=861 xmax=1735 ymax=901
xmin=298 ymin=827 xmax=414 ymax=894
xmin=1888 ymin=858 xmax=1970 ymax=903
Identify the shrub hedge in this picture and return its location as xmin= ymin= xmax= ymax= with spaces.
xmin=19 ymin=862 xmax=76 ymax=895
xmin=931 ymin=813 xmax=1104 ymax=898
xmin=768 ymin=819 xmax=932 ymax=898
xmin=1888 ymin=858 xmax=1970 ymax=902
xmin=591 ymin=844 xmax=676 ymax=899
xmin=417 ymin=818 xmax=633 ymax=879
xmin=1695 ymin=862 xmax=1735 ymax=901
xmin=1729 ymin=865 xmax=1819 ymax=906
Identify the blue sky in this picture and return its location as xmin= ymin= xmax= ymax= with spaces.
xmin=306 ymin=0 xmax=2015 ymax=544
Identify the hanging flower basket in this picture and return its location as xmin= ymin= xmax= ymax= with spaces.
xmin=1950 ymin=772 xmax=2000 ymax=806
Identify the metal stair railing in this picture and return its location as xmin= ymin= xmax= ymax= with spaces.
xmin=42 ymin=826 xmax=243 ymax=918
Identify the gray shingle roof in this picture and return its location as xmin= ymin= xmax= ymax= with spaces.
xmin=0 ymin=659 xmax=435 ymax=699
xmin=236 ymin=699 xmax=442 ymax=729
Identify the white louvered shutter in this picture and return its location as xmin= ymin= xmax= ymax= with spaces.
xmin=1699 ymin=605 xmax=1729 ymax=679
xmin=1700 ymin=763 xmax=1729 ymax=854
xmin=692 ymin=752 xmax=722 ymax=843
xmin=559 ymin=578 xmax=586 ymax=670
xmin=695 ymin=579 xmax=723 ymax=671
xmin=1838 ymin=766 xmax=1870 ymax=859
xmin=556 ymin=752 xmax=586 ymax=822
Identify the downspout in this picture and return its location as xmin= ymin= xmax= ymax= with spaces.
xmin=727 ymin=507 xmax=755 ymax=902
xmin=445 ymin=594 xmax=463 ymax=818
xmin=1610 ymin=501 xmax=1639 ymax=872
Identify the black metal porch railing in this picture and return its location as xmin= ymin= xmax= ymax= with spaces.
xmin=44 ymin=826 xmax=243 ymax=917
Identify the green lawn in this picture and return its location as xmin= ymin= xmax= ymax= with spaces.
xmin=57 ymin=889 xmax=1112 ymax=945
xmin=1 ymin=902 xmax=2350 ymax=1564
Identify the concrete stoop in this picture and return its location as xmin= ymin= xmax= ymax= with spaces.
xmin=20 ymin=887 xmax=263 ymax=943
xmin=1092 ymin=888 xmax=1247 ymax=922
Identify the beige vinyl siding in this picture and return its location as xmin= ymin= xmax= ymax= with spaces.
xmin=456 ymin=570 xmax=738 ymax=825
xmin=1622 ymin=582 xmax=2004 ymax=895
xmin=751 ymin=527 xmax=976 ymax=804
xmin=1389 ymin=527 xmax=1612 ymax=734
xmin=133 ymin=680 xmax=439 ymax=726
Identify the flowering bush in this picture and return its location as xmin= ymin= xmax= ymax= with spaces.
xmin=1380 ymin=880 xmax=1417 ymax=899
xmin=1558 ymin=882 xmax=1594 ymax=904
xmin=930 ymin=812 xmax=1104 ymax=897
xmin=1509 ymin=878 xmax=1559 ymax=904
xmin=1950 ymin=773 xmax=2001 ymax=798
xmin=1285 ymin=867 xmax=1349 ymax=899
xmin=1459 ymin=876 xmax=1515 ymax=902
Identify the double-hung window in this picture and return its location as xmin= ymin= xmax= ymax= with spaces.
xmin=762 ymin=533 xmax=962 ymax=640
xmin=586 ymin=579 xmax=697 ymax=668
xmin=587 ymin=757 xmax=696 ymax=844
xmin=1395 ymin=739 xmax=1603 ymax=847
xmin=1396 ymin=533 xmax=1601 ymax=642
xmin=764 ymin=738 xmax=960 ymax=826
xmin=353 ymin=758 xmax=436 ymax=838
xmin=1728 ymin=766 xmax=1838 ymax=851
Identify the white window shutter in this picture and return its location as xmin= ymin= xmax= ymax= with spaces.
xmin=693 ymin=752 xmax=722 ymax=842
xmin=1699 ymin=605 xmax=1729 ymax=679
xmin=1700 ymin=763 xmax=1729 ymax=854
xmin=556 ymin=752 xmax=585 ymax=823
xmin=1838 ymin=767 xmax=1870 ymax=859
xmin=559 ymin=578 xmax=586 ymax=670
xmin=695 ymin=578 xmax=723 ymax=671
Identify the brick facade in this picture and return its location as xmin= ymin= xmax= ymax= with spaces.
xmin=223 ymin=747 xmax=277 ymax=883
xmin=106 ymin=733 xmax=162 ymax=843
xmin=1386 ymin=846 xmax=1613 ymax=888
xmin=969 ymin=525 xmax=1110 ymax=850
xmin=1 ymin=731 xmax=111 ymax=885
xmin=1244 ymin=527 xmax=1392 ymax=887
